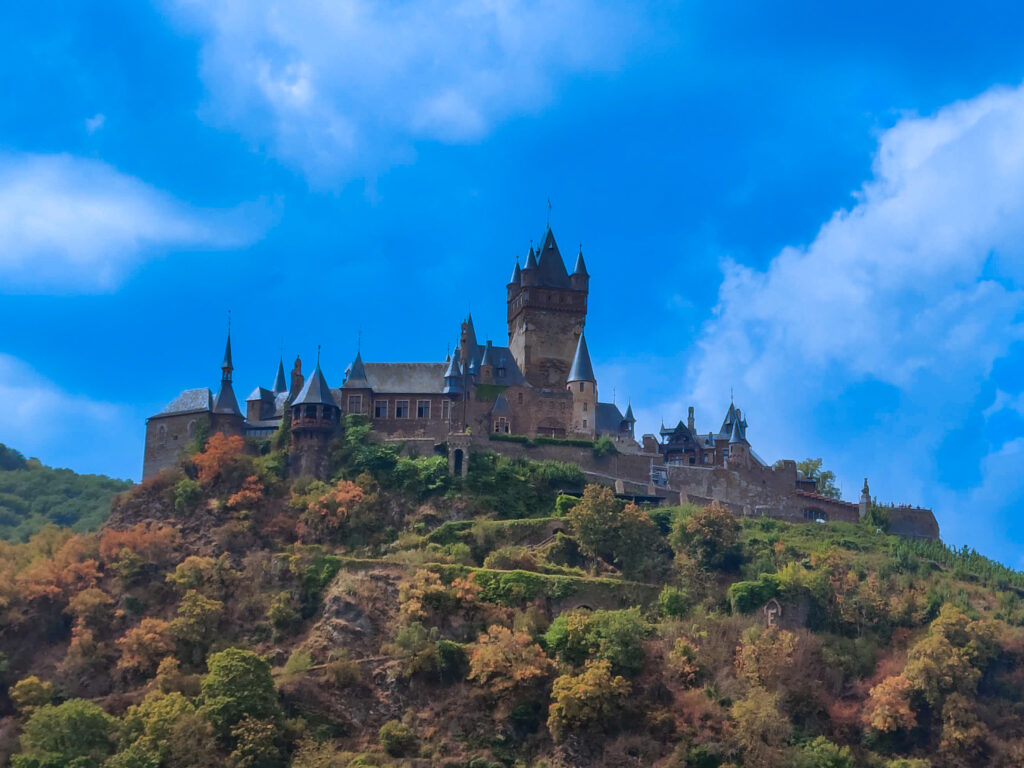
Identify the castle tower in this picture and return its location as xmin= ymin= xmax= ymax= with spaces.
xmin=290 ymin=358 xmax=339 ymax=478
xmin=727 ymin=417 xmax=749 ymax=468
xmin=624 ymin=402 xmax=636 ymax=438
xmin=507 ymin=227 xmax=588 ymax=388
xmin=478 ymin=340 xmax=495 ymax=384
xmin=211 ymin=331 xmax=244 ymax=436
xmin=567 ymin=332 xmax=597 ymax=438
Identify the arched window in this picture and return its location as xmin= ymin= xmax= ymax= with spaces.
xmin=157 ymin=425 xmax=167 ymax=446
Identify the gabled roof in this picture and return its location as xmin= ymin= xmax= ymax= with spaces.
xmin=567 ymin=333 xmax=595 ymax=383
xmin=536 ymin=227 xmax=571 ymax=288
xmin=246 ymin=386 xmax=274 ymax=403
xmin=492 ymin=393 xmax=511 ymax=414
xmin=212 ymin=382 xmax=242 ymax=416
xmin=160 ymin=388 xmax=212 ymax=415
xmin=273 ymin=358 xmax=287 ymax=394
xmin=293 ymin=364 xmax=338 ymax=407
xmin=573 ymin=247 xmax=589 ymax=277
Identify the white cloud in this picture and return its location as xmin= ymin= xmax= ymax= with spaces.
xmin=0 ymin=354 xmax=137 ymax=478
xmin=85 ymin=113 xmax=106 ymax=133
xmin=0 ymin=153 xmax=263 ymax=293
xmin=675 ymin=83 xmax=1024 ymax=550
xmin=169 ymin=0 xmax=637 ymax=184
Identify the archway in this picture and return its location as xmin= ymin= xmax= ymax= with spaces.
xmin=453 ymin=449 xmax=464 ymax=477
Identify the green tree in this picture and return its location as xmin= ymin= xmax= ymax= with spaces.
xmin=567 ymin=484 xmax=662 ymax=578
xmin=200 ymin=649 xmax=282 ymax=742
xmin=14 ymin=699 xmax=115 ymax=767
xmin=795 ymin=458 xmax=840 ymax=500
xmin=544 ymin=608 xmax=652 ymax=676
xmin=547 ymin=659 xmax=631 ymax=742
xmin=796 ymin=736 xmax=855 ymax=768
xmin=10 ymin=675 xmax=55 ymax=714
xmin=670 ymin=503 xmax=742 ymax=571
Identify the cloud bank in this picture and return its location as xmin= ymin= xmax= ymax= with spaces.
xmin=0 ymin=354 xmax=137 ymax=478
xmin=170 ymin=0 xmax=637 ymax=184
xmin=0 ymin=153 xmax=260 ymax=293
xmin=679 ymin=83 xmax=1024 ymax=554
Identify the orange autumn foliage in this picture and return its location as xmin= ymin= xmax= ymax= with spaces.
xmin=298 ymin=480 xmax=365 ymax=541
xmin=192 ymin=433 xmax=246 ymax=485
xmin=116 ymin=617 xmax=174 ymax=678
xmin=227 ymin=475 xmax=264 ymax=511
xmin=99 ymin=523 xmax=180 ymax=568
xmin=863 ymin=674 xmax=917 ymax=733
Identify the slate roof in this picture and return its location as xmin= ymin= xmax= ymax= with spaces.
xmin=624 ymin=403 xmax=635 ymax=421
xmin=492 ymin=393 xmax=511 ymax=414
xmin=573 ymin=247 xmax=588 ymax=277
xmin=345 ymin=351 xmax=368 ymax=385
xmin=509 ymin=260 xmax=521 ymax=284
xmin=293 ymin=364 xmax=338 ymax=407
xmin=222 ymin=334 xmax=233 ymax=370
xmin=567 ymin=333 xmax=595 ymax=383
xmin=524 ymin=245 xmax=538 ymax=270
xmin=212 ymin=382 xmax=242 ymax=416
xmin=596 ymin=402 xmax=626 ymax=434
xmin=359 ymin=363 xmax=448 ymax=394
xmin=161 ymin=388 xmax=212 ymax=415
xmin=273 ymin=358 xmax=287 ymax=394
xmin=246 ymin=386 xmax=273 ymax=403
xmin=536 ymin=227 xmax=571 ymax=288
xmin=485 ymin=345 xmax=525 ymax=385
xmin=729 ymin=418 xmax=745 ymax=444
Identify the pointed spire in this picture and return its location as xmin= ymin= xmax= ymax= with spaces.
xmin=221 ymin=332 xmax=233 ymax=380
xmin=729 ymin=417 xmax=745 ymax=445
xmin=624 ymin=402 xmax=635 ymax=421
xmin=273 ymin=356 xmax=287 ymax=394
xmin=345 ymin=349 xmax=368 ymax=385
xmin=509 ymin=258 xmax=521 ymax=285
xmin=573 ymin=245 xmax=589 ymax=277
xmin=524 ymin=242 xmax=538 ymax=270
xmin=720 ymin=402 xmax=737 ymax=435
xmin=567 ymin=333 xmax=596 ymax=383
xmin=480 ymin=340 xmax=494 ymax=367
xmin=537 ymin=227 xmax=570 ymax=287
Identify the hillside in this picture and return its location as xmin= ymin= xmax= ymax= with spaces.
xmin=0 ymin=443 xmax=132 ymax=541
xmin=0 ymin=418 xmax=1022 ymax=768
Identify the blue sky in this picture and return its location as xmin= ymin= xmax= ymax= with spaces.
xmin=2 ymin=1 xmax=1024 ymax=564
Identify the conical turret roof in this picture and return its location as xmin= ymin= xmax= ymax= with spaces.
xmin=624 ymin=403 xmax=635 ymax=421
xmin=293 ymin=364 xmax=337 ymax=408
xmin=729 ymin=417 xmax=745 ymax=444
xmin=567 ymin=333 xmax=595 ymax=383
xmin=573 ymin=247 xmax=589 ymax=277
xmin=345 ymin=350 xmax=368 ymax=386
xmin=221 ymin=333 xmax=233 ymax=371
xmin=524 ymin=244 xmax=538 ymax=270
xmin=480 ymin=340 xmax=494 ymax=367
xmin=273 ymin=357 xmax=287 ymax=394
xmin=509 ymin=259 xmax=521 ymax=285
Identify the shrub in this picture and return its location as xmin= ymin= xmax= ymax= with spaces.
xmin=547 ymin=659 xmax=630 ymax=742
xmin=378 ymin=721 xmax=418 ymax=757
xmin=795 ymin=736 xmax=855 ymax=768
xmin=468 ymin=625 xmax=555 ymax=702
xmin=728 ymin=574 xmax=781 ymax=614
xmin=173 ymin=478 xmax=203 ymax=513
xmin=10 ymin=675 xmax=55 ymax=714
xmin=283 ymin=649 xmax=313 ymax=676
xmin=544 ymin=608 xmax=651 ymax=676
xmin=483 ymin=546 xmax=541 ymax=571
xmin=658 ymin=586 xmax=690 ymax=618
xmin=266 ymin=591 xmax=302 ymax=634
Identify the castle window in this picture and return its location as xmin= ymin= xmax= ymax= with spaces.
xmin=396 ymin=400 xmax=409 ymax=419
xmin=441 ymin=400 xmax=451 ymax=421
xmin=497 ymin=367 xmax=505 ymax=378
xmin=348 ymin=395 xmax=362 ymax=414
xmin=583 ymin=419 xmax=588 ymax=428
xmin=579 ymin=383 xmax=584 ymax=392
xmin=803 ymin=508 xmax=828 ymax=522
xmin=494 ymin=416 xmax=510 ymax=433
xmin=583 ymin=402 xmax=588 ymax=411
xmin=186 ymin=420 xmax=196 ymax=437
xmin=304 ymin=405 xmax=317 ymax=419
xmin=518 ymin=392 xmax=523 ymax=404
xmin=417 ymin=400 xmax=431 ymax=419
xmin=374 ymin=400 xmax=388 ymax=419
xmin=157 ymin=425 xmax=167 ymax=446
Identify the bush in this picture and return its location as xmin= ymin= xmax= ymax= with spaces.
xmin=547 ymin=660 xmax=630 ymax=742
xmin=658 ymin=586 xmax=690 ymax=618
xmin=728 ymin=574 xmax=781 ymax=614
xmin=378 ymin=721 xmax=418 ymax=757
xmin=200 ymin=648 xmax=282 ymax=741
xmin=10 ymin=675 xmax=55 ymax=714
xmin=544 ymin=608 xmax=651 ymax=676
xmin=173 ymin=478 xmax=202 ymax=513
xmin=796 ymin=736 xmax=855 ymax=768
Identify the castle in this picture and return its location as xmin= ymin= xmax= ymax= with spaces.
xmin=143 ymin=226 xmax=939 ymax=540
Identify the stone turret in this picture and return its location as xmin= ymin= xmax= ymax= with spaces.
xmin=290 ymin=356 xmax=304 ymax=399
xmin=290 ymin=358 xmax=339 ymax=479
xmin=211 ymin=331 xmax=244 ymax=436
xmin=567 ymin=333 xmax=597 ymax=438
